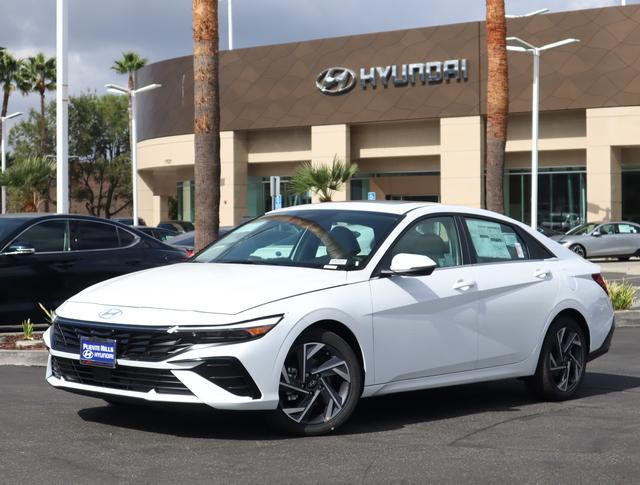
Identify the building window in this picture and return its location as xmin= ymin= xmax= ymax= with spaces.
xmin=177 ymin=181 xmax=195 ymax=223
xmin=622 ymin=167 xmax=640 ymax=224
xmin=350 ymin=172 xmax=440 ymax=202
xmin=247 ymin=177 xmax=312 ymax=218
xmin=505 ymin=168 xmax=586 ymax=231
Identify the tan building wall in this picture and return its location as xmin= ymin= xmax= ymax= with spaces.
xmin=585 ymin=107 xmax=640 ymax=221
xmin=136 ymin=107 xmax=638 ymax=226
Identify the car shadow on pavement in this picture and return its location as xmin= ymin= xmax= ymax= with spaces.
xmin=76 ymin=372 xmax=640 ymax=440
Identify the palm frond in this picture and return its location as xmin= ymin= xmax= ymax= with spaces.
xmin=291 ymin=156 xmax=358 ymax=202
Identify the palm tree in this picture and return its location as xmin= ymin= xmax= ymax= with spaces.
xmin=0 ymin=156 xmax=55 ymax=212
xmin=291 ymin=157 xmax=358 ymax=202
xmin=111 ymin=51 xmax=148 ymax=123
xmin=192 ymin=0 xmax=221 ymax=251
xmin=20 ymin=53 xmax=56 ymax=156
xmin=0 ymin=51 xmax=25 ymax=150
xmin=485 ymin=0 xmax=509 ymax=214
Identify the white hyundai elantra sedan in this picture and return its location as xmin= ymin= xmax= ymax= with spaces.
xmin=44 ymin=202 xmax=615 ymax=435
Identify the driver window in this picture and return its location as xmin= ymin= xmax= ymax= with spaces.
xmin=598 ymin=224 xmax=616 ymax=236
xmin=12 ymin=220 xmax=69 ymax=253
xmin=391 ymin=216 xmax=462 ymax=268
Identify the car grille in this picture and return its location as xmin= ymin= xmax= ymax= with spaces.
xmin=52 ymin=318 xmax=192 ymax=362
xmin=51 ymin=356 xmax=193 ymax=395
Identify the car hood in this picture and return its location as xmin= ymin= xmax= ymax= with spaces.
xmin=66 ymin=263 xmax=348 ymax=316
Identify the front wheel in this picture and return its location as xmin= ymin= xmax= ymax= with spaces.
xmin=270 ymin=328 xmax=362 ymax=436
xmin=530 ymin=317 xmax=587 ymax=401
xmin=569 ymin=244 xmax=586 ymax=258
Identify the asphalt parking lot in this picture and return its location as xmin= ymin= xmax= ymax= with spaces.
xmin=1 ymin=328 xmax=639 ymax=484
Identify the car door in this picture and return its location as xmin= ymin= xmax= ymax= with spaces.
xmin=0 ymin=219 xmax=76 ymax=322
xmin=462 ymin=217 xmax=559 ymax=368
xmin=588 ymin=223 xmax=618 ymax=257
xmin=370 ymin=215 xmax=479 ymax=384
xmin=614 ymin=223 xmax=640 ymax=256
xmin=68 ymin=220 xmax=138 ymax=293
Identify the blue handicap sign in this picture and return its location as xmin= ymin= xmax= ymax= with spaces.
xmin=367 ymin=192 xmax=377 ymax=201
xmin=274 ymin=194 xmax=283 ymax=209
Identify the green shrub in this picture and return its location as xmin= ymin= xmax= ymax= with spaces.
xmin=607 ymin=280 xmax=637 ymax=311
xmin=21 ymin=319 xmax=34 ymax=340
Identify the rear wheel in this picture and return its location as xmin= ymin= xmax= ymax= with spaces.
xmin=569 ymin=244 xmax=586 ymax=258
xmin=530 ymin=317 xmax=587 ymax=401
xmin=270 ymin=328 xmax=362 ymax=436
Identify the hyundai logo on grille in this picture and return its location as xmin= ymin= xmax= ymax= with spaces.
xmin=316 ymin=67 xmax=356 ymax=95
xmin=98 ymin=308 xmax=123 ymax=319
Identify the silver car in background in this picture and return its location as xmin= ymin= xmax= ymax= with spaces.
xmin=553 ymin=221 xmax=640 ymax=260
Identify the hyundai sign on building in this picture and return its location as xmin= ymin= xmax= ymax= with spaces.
xmin=135 ymin=4 xmax=640 ymax=231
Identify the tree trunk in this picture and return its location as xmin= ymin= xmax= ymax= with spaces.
xmin=485 ymin=0 xmax=509 ymax=214
xmin=39 ymin=89 xmax=51 ymax=212
xmin=0 ymin=88 xmax=9 ymax=161
xmin=193 ymin=0 xmax=221 ymax=251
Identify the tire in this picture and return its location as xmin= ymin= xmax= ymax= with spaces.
xmin=569 ymin=244 xmax=586 ymax=258
xmin=270 ymin=328 xmax=362 ymax=436
xmin=529 ymin=317 xmax=587 ymax=401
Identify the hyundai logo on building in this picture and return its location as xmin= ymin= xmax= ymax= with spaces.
xmin=98 ymin=308 xmax=123 ymax=319
xmin=316 ymin=60 xmax=468 ymax=95
xmin=316 ymin=67 xmax=357 ymax=95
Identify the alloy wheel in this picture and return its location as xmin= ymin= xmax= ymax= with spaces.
xmin=279 ymin=341 xmax=352 ymax=425
xmin=548 ymin=326 xmax=585 ymax=393
xmin=570 ymin=245 xmax=585 ymax=258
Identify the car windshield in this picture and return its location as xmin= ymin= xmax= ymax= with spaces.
xmin=566 ymin=223 xmax=598 ymax=236
xmin=194 ymin=210 xmax=401 ymax=270
xmin=0 ymin=218 xmax=27 ymax=243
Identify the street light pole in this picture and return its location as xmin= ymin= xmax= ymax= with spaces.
xmin=506 ymin=37 xmax=579 ymax=229
xmin=56 ymin=0 xmax=69 ymax=214
xmin=105 ymin=83 xmax=161 ymax=224
xmin=531 ymin=52 xmax=540 ymax=231
xmin=1 ymin=112 xmax=22 ymax=214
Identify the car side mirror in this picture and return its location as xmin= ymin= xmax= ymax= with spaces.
xmin=2 ymin=243 xmax=36 ymax=256
xmin=591 ymin=231 xmax=601 ymax=237
xmin=383 ymin=253 xmax=437 ymax=277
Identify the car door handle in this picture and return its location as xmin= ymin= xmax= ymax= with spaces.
xmin=453 ymin=279 xmax=476 ymax=291
xmin=534 ymin=269 xmax=551 ymax=279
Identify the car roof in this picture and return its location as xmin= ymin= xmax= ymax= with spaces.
xmin=268 ymin=201 xmax=439 ymax=216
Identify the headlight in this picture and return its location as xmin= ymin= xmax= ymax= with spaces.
xmin=166 ymin=315 xmax=283 ymax=344
xmin=561 ymin=240 xmax=572 ymax=247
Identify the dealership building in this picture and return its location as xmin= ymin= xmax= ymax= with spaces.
xmin=135 ymin=4 xmax=640 ymax=229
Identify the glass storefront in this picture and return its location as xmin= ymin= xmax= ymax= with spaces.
xmin=505 ymin=168 xmax=586 ymax=231
xmin=247 ymin=176 xmax=312 ymax=218
xmin=176 ymin=180 xmax=195 ymax=222
xmin=622 ymin=167 xmax=640 ymax=223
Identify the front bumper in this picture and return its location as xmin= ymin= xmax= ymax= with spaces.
xmin=44 ymin=324 xmax=282 ymax=410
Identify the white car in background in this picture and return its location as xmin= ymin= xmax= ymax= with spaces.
xmin=44 ymin=202 xmax=615 ymax=436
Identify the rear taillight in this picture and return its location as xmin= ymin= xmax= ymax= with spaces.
xmin=592 ymin=274 xmax=609 ymax=296
xmin=185 ymin=249 xmax=195 ymax=258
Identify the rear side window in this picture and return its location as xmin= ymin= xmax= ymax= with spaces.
xmin=617 ymin=224 xmax=639 ymax=234
xmin=465 ymin=218 xmax=529 ymax=263
xmin=118 ymin=228 xmax=136 ymax=246
xmin=13 ymin=220 xmax=69 ymax=253
xmin=71 ymin=221 xmax=120 ymax=251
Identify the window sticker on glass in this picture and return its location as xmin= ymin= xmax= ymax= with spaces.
xmin=514 ymin=242 xmax=525 ymax=259
xmin=466 ymin=219 xmax=512 ymax=259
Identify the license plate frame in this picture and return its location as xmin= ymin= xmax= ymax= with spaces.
xmin=79 ymin=337 xmax=117 ymax=368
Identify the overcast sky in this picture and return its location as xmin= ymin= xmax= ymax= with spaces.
xmin=0 ymin=0 xmax=631 ymax=121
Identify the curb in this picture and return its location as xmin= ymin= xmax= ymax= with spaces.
xmin=614 ymin=310 xmax=640 ymax=328
xmin=0 ymin=350 xmax=48 ymax=367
